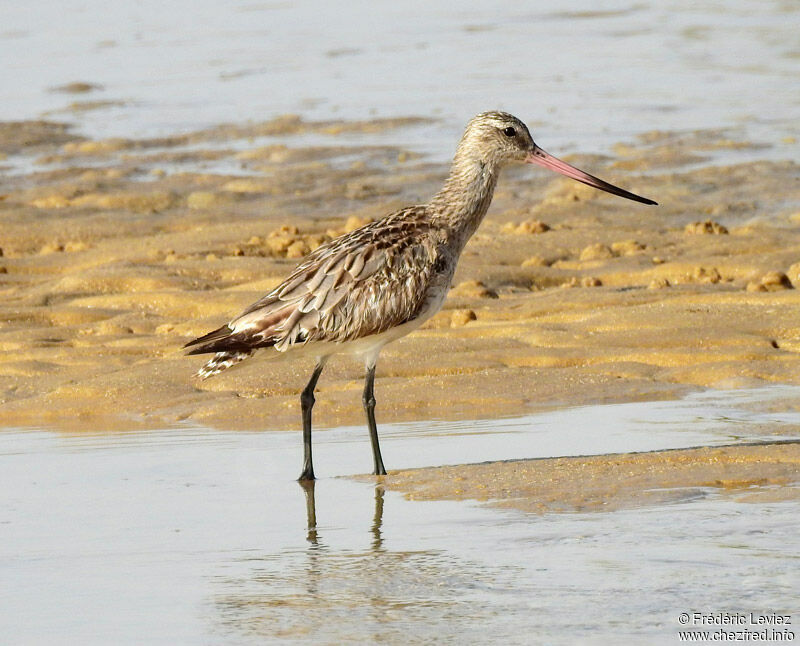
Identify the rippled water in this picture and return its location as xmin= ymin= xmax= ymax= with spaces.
xmin=2 ymin=387 xmax=799 ymax=644
xmin=2 ymin=0 xmax=798 ymax=162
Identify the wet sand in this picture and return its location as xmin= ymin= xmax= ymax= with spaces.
xmin=2 ymin=116 xmax=800 ymax=434
xmin=379 ymin=441 xmax=800 ymax=513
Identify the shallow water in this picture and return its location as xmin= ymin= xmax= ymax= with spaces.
xmin=2 ymin=0 xmax=798 ymax=163
xmin=2 ymin=386 xmax=799 ymax=644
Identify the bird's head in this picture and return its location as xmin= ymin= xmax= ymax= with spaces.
xmin=458 ymin=111 xmax=657 ymax=205
xmin=459 ymin=111 xmax=535 ymax=165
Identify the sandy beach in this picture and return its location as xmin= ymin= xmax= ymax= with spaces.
xmin=2 ymin=116 xmax=800 ymax=434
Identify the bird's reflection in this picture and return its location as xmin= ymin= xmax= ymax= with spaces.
xmin=213 ymin=480 xmax=494 ymax=641
xmin=297 ymin=479 xmax=385 ymax=551
xmin=371 ymin=485 xmax=385 ymax=552
xmin=298 ymin=479 xmax=320 ymax=545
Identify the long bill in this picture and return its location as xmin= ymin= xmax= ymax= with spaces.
xmin=526 ymin=147 xmax=657 ymax=205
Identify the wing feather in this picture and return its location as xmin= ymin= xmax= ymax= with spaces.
xmin=347 ymin=252 xmax=365 ymax=278
xmin=185 ymin=205 xmax=451 ymax=356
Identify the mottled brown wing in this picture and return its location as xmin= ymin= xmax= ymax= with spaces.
xmin=203 ymin=206 xmax=446 ymax=354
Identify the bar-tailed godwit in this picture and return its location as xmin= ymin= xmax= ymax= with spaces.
xmin=185 ymin=111 xmax=657 ymax=480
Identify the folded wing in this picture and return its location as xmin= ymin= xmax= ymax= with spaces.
xmin=184 ymin=207 xmax=444 ymax=359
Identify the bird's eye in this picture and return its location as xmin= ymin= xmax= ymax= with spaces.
xmin=502 ymin=126 xmax=517 ymax=137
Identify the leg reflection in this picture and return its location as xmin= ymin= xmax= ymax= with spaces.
xmin=371 ymin=485 xmax=385 ymax=552
xmin=298 ymin=479 xmax=319 ymax=545
xmin=297 ymin=480 xmax=386 ymax=552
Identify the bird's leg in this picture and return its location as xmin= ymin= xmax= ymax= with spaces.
xmin=299 ymin=361 xmax=326 ymax=481
xmin=362 ymin=364 xmax=387 ymax=476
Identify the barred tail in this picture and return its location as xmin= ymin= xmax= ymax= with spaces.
xmin=196 ymin=350 xmax=253 ymax=379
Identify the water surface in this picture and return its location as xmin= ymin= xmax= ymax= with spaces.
xmin=2 ymin=387 xmax=799 ymax=644
xmin=2 ymin=0 xmax=797 ymax=163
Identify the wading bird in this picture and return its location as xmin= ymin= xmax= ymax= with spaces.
xmin=185 ymin=111 xmax=656 ymax=480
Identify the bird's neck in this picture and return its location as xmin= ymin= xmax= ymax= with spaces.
xmin=429 ymin=153 xmax=500 ymax=247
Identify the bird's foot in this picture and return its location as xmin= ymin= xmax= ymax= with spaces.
xmin=298 ymin=468 xmax=316 ymax=482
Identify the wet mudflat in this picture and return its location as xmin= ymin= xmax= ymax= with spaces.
xmin=2 ymin=387 xmax=798 ymax=645
xmin=2 ymin=115 xmax=800 ymax=433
